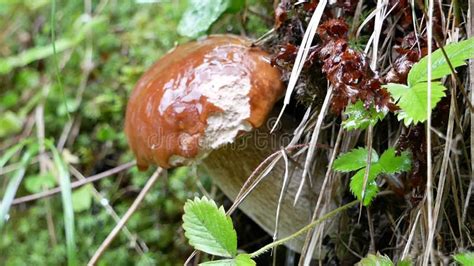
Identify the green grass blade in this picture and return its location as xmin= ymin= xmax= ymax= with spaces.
xmin=0 ymin=139 xmax=30 ymax=170
xmin=0 ymin=143 xmax=38 ymax=229
xmin=46 ymin=141 xmax=77 ymax=266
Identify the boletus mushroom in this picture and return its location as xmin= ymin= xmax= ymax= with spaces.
xmin=125 ymin=35 xmax=331 ymax=256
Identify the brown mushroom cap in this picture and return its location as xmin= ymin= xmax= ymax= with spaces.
xmin=125 ymin=35 xmax=284 ymax=170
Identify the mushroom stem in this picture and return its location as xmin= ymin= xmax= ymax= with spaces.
xmin=201 ymin=114 xmax=334 ymax=256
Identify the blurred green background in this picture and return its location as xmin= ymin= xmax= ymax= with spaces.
xmin=0 ymin=0 xmax=271 ymax=265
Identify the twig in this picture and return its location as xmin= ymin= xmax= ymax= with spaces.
xmin=88 ymin=168 xmax=163 ymax=265
xmin=249 ymin=200 xmax=359 ymax=258
xmin=11 ymin=161 xmax=135 ymax=205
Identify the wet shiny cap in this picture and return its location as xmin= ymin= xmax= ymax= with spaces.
xmin=125 ymin=35 xmax=284 ymax=170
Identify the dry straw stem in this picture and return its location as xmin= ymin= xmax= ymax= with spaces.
xmin=88 ymin=168 xmax=164 ymax=265
xmin=299 ymin=126 xmax=344 ymax=264
xmin=466 ymin=0 xmax=474 ymax=225
xmin=11 ymin=161 xmax=135 ymax=205
xmin=272 ymin=0 xmax=327 ymax=131
xmin=69 ymin=167 xmax=148 ymax=256
xmin=423 ymin=0 xmax=435 ymax=264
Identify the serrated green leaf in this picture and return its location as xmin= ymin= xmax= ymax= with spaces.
xmin=199 ymin=254 xmax=256 ymax=266
xmin=177 ymin=0 xmax=244 ymax=39
xmin=386 ymin=82 xmax=446 ymax=125
xmin=333 ymin=148 xmax=379 ymax=172
xmin=357 ymin=253 xmax=394 ymax=266
xmin=408 ymin=37 xmax=474 ymax=86
xmin=350 ymin=165 xmax=382 ymax=206
xmin=72 ymin=184 xmax=94 ymax=212
xmin=342 ymin=101 xmax=387 ymax=130
xmin=384 ymin=83 xmax=409 ymax=101
xmin=182 ymin=196 xmax=237 ymax=257
xmin=453 ymin=252 xmax=474 ymax=266
xmin=377 ymin=148 xmax=411 ymax=174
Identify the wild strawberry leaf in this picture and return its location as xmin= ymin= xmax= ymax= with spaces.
xmin=334 ymin=148 xmax=412 ymax=206
xmin=356 ymin=253 xmax=394 ymax=266
xmin=453 ymin=252 xmax=474 ymax=266
xmin=199 ymin=254 xmax=256 ymax=266
xmin=182 ymin=196 xmax=237 ymax=258
xmin=333 ymin=147 xmax=379 ymax=172
xmin=408 ymin=37 xmax=474 ymax=86
xmin=377 ymin=148 xmax=411 ymax=174
xmin=385 ymin=82 xmax=446 ymax=125
xmin=350 ymin=165 xmax=382 ymax=206
xmin=342 ymin=101 xmax=387 ymax=131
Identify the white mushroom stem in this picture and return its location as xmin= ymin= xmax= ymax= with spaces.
xmin=201 ymin=115 xmax=335 ymax=257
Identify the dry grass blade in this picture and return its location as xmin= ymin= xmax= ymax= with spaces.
xmin=299 ymin=127 xmax=343 ymax=264
xmin=423 ymin=0 xmax=435 ymax=264
xmin=467 ymin=0 xmax=474 ymax=225
xmin=401 ymin=207 xmax=422 ymax=260
xmin=11 ymin=161 xmax=135 ymax=205
xmin=69 ymin=166 xmax=148 ymax=256
xmin=274 ymin=147 xmax=291 ymax=241
xmin=430 ymin=76 xmax=456 ymax=251
xmin=88 ymin=168 xmax=163 ymax=265
xmin=295 ymin=88 xmax=332 ymax=204
xmin=272 ymin=0 xmax=327 ymax=132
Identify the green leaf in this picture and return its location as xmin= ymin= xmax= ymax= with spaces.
xmin=24 ymin=173 xmax=57 ymax=193
xmin=385 ymin=82 xmax=446 ymax=125
xmin=333 ymin=148 xmax=379 ymax=172
xmin=408 ymin=37 xmax=474 ymax=86
xmin=199 ymin=254 xmax=256 ymax=266
xmin=46 ymin=141 xmax=77 ymax=266
xmin=377 ymin=148 xmax=411 ymax=174
xmin=0 ymin=144 xmax=38 ymax=229
xmin=235 ymin=254 xmax=256 ymax=266
xmin=357 ymin=253 xmax=394 ymax=266
xmin=0 ymin=111 xmax=24 ymax=138
xmin=0 ymin=139 xmax=29 ymax=169
xmin=384 ymin=83 xmax=408 ymax=102
xmin=334 ymin=147 xmax=412 ymax=206
xmin=397 ymin=258 xmax=413 ymax=266
xmin=177 ymin=0 xmax=244 ymax=38
xmin=453 ymin=252 xmax=474 ymax=265
xmin=350 ymin=165 xmax=382 ymax=206
xmin=182 ymin=196 xmax=237 ymax=257
xmin=200 ymin=259 xmax=236 ymax=266
xmin=342 ymin=101 xmax=387 ymax=130
xmin=72 ymin=184 xmax=94 ymax=212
